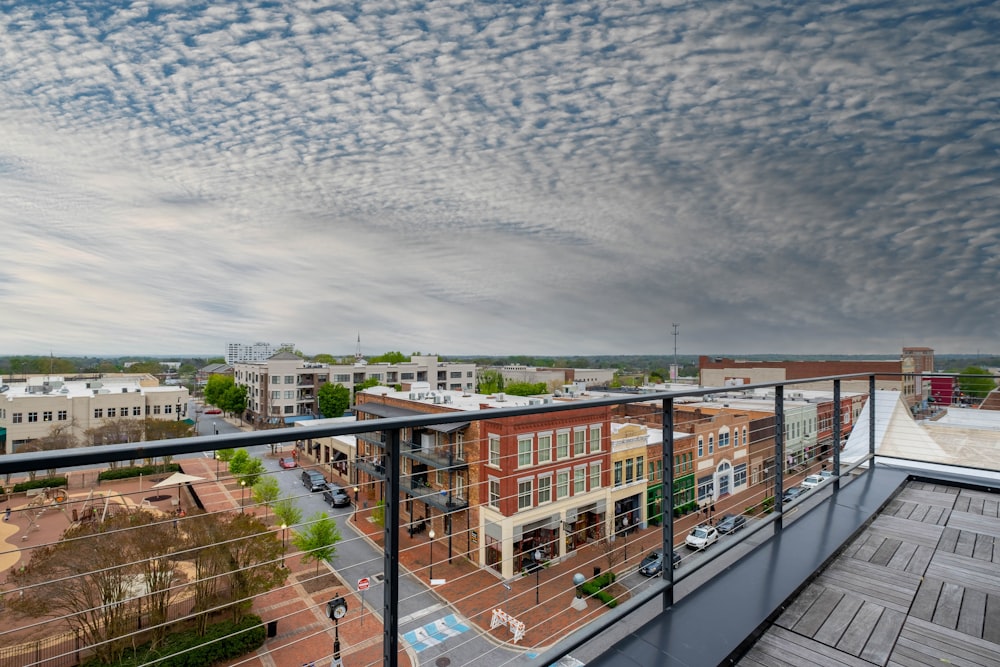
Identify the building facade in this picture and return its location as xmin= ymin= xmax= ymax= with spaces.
xmin=225 ymin=341 xmax=295 ymax=365
xmin=0 ymin=375 xmax=190 ymax=453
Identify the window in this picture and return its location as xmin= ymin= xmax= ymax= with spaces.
xmin=697 ymin=475 xmax=714 ymax=501
xmin=574 ymin=467 xmax=586 ymax=494
xmin=518 ymin=480 xmax=533 ymax=510
xmin=734 ymin=463 xmax=747 ymax=487
xmin=537 ymin=433 xmax=551 ymax=464
xmin=272 ymin=376 xmax=281 ymax=384
xmin=12 ymin=413 xmax=22 ymax=423
xmin=401 ymin=372 xmax=414 ymax=380
xmin=625 ymin=458 xmax=634 ymax=484
xmin=133 ymin=406 xmax=141 ymax=416
xmin=489 ymin=479 xmax=500 ymax=508
xmin=489 ymin=435 xmax=501 ymax=467
xmin=556 ymin=431 xmax=570 ymax=459
xmin=589 ymin=462 xmax=601 ymax=489
xmin=455 ymin=434 xmax=464 ymax=460
xmin=284 ymin=405 xmax=294 ymax=414
xmin=735 ymin=429 xmax=741 ymax=447
xmin=538 ymin=476 xmax=552 ymax=504
xmin=467 ymin=371 xmax=473 ymax=377
xmin=335 ymin=374 xmax=351 ymax=382
xmin=708 ymin=435 xmax=714 ymax=454
xmin=697 ymin=437 xmax=703 ymax=457
xmin=92 ymin=409 xmax=102 ymax=419
xmin=518 ymin=436 xmax=533 ymax=468
xmin=164 ymin=405 xmax=171 ymax=415
xmin=636 ymin=456 xmax=645 ymax=480
xmin=589 ymin=426 xmax=601 ymax=452
xmin=556 ymin=471 xmax=570 ymax=499
xmin=743 ymin=427 xmax=748 ymax=445
xmin=58 ymin=410 xmax=67 ymax=421
xmin=43 ymin=411 xmax=53 ymax=422
xmin=271 ymin=390 xmax=280 ymax=400
xmin=614 ymin=460 xmax=623 ymax=487
xmin=284 ymin=375 xmax=294 ymax=384
xmin=573 ymin=428 xmax=586 ymax=456
xmin=719 ymin=430 xmax=730 ymax=447
xmin=450 ymin=371 xmax=462 ymax=378
xmin=455 ymin=474 xmax=466 ymax=500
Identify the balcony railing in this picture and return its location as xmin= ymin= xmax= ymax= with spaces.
xmin=0 ymin=373 xmax=991 ymax=667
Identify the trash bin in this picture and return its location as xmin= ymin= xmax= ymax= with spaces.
xmin=593 ymin=566 xmax=601 ymax=578
xmin=266 ymin=620 xmax=278 ymax=638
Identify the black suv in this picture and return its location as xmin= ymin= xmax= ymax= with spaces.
xmin=638 ymin=549 xmax=682 ymax=576
xmin=301 ymin=469 xmax=328 ymax=493
xmin=323 ymin=484 xmax=351 ymax=508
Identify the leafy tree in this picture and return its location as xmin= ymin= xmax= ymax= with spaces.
xmin=957 ymin=366 xmax=997 ymax=401
xmin=477 ymin=369 xmax=505 ymax=394
xmin=370 ymin=351 xmax=408 ymax=364
xmin=19 ymin=423 xmax=80 ymax=452
xmin=126 ymin=360 xmax=166 ymax=374
xmin=503 ymin=382 xmax=548 ymax=396
xmin=313 ymin=353 xmax=336 ymax=363
xmin=220 ymin=383 xmax=248 ymax=417
xmin=273 ymin=497 xmax=303 ymax=530
xmin=228 ymin=449 xmax=251 ymax=476
xmin=355 ymin=377 xmax=381 ymax=392
xmin=216 ymin=448 xmax=236 ymax=462
xmin=204 ymin=374 xmax=235 ymax=408
xmin=318 ymin=382 xmax=351 ymax=418
xmin=253 ymin=476 xmax=281 ymax=520
xmin=292 ymin=512 xmax=342 ymax=573
xmin=144 ymin=419 xmax=196 ymax=441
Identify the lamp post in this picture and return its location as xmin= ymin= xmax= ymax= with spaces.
xmin=280 ymin=523 xmax=287 ymax=566
xmin=533 ymin=549 xmax=543 ymax=605
xmin=353 ymin=486 xmax=359 ymax=522
xmin=621 ymin=515 xmax=630 ymax=561
xmin=571 ymin=572 xmax=587 ymax=610
xmin=327 ymin=596 xmax=347 ymax=667
xmin=428 ymin=529 xmax=436 ymax=581
xmin=240 ymin=480 xmax=246 ymax=513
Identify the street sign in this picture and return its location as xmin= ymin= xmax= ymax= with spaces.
xmin=358 ymin=577 xmax=370 ymax=591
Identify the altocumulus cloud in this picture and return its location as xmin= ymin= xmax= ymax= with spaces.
xmin=0 ymin=0 xmax=998 ymax=356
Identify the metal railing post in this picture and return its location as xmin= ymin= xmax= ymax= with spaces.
xmin=774 ymin=385 xmax=785 ymax=530
xmin=833 ymin=379 xmax=842 ymax=489
xmin=869 ymin=375 xmax=877 ymax=457
xmin=383 ymin=427 xmax=401 ymax=667
xmin=662 ymin=396 xmax=675 ymax=610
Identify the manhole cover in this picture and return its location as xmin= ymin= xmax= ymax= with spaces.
xmin=435 ymin=658 xmax=451 ymax=667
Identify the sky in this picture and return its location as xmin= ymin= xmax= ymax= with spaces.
xmin=2 ymin=1 xmax=999 ymax=358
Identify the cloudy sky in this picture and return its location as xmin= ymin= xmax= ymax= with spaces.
xmin=2 ymin=1 xmax=999 ymax=358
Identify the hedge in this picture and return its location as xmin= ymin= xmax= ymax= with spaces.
xmin=12 ymin=478 xmax=68 ymax=493
xmin=84 ymin=614 xmax=267 ymax=667
xmin=98 ymin=464 xmax=181 ymax=481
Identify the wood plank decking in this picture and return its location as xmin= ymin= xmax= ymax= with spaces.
xmin=739 ymin=481 xmax=1000 ymax=666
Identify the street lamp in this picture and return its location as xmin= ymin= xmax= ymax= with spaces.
xmin=240 ymin=479 xmax=246 ymax=513
xmin=327 ymin=596 xmax=347 ymax=666
xmin=280 ymin=523 xmax=287 ymax=566
xmin=621 ymin=515 xmax=630 ymax=561
xmin=353 ymin=486 xmax=359 ymax=522
xmin=428 ymin=529 xmax=436 ymax=581
xmin=533 ymin=549 xmax=543 ymax=605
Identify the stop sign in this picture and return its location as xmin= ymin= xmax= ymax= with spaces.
xmin=358 ymin=577 xmax=370 ymax=591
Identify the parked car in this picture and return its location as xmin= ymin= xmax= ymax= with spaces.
xmin=639 ymin=549 xmax=682 ymax=576
xmin=278 ymin=457 xmax=297 ymax=469
xmin=301 ymin=469 xmax=328 ymax=492
xmin=323 ymin=484 xmax=351 ymax=507
xmin=801 ymin=474 xmax=826 ymax=489
xmin=820 ymin=469 xmax=834 ymax=479
xmin=685 ymin=525 xmax=719 ymax=550
xmin=716 ymin=514 xmax=747 ymax=535
xmin=782 ymin=486 xmax=806 ymax=504
xmin=204 ymin=408 xmax=221 ymax=415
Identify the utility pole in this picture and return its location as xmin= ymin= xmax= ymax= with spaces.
xmin=672 ymin=323 xmax=680 ymax=381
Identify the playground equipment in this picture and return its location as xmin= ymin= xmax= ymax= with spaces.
xmin=21 ymin=487 xmax=72 ymax=540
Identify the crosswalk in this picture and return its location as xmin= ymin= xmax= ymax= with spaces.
xmin=402 ymin=613 xmax=470 ymax=652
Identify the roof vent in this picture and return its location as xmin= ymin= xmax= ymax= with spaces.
xmin=496 ymin=392 xmax=506 ymax=401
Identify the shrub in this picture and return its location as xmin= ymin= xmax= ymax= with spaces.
xmin=84 ymin=614 xmax=267 ymax=667
xmin=595 ymin=590 xmax=618 ymax=608
xmin=13 ymin=478 xmax=68 ymax=493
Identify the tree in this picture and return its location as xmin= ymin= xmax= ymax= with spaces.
xmin=144 ymin=419 xmax=196 ymax=441
xmin=18 ymin=423 xmax=80 ymax=452
xmin=253 ymin=476 xmax=281 ymax=520
xmin=477 ymin=369 xmax=505 ymax=394
xmin=204 ymin=375 xmax=235 ymax=408
xmin=370 ymin=351 xmax=407 ymax=364
xmin=355 ymin=377 xmax=381 ymax=392
xmin=273 ymin=497 xmax=303 ymax=530
xmin=597 ymin=533 xmax=625 ymax=574
xmin=292 ymin=512 xmax=341 ymax=573
xmin=122 ymin=512 xmax=181 ymax=648
xmin=312 ymin=353 xmax=336 ymax=363
xmin=957 ymin=366 xmax=997 ymax=401
xmin=503 ymin=382 xmax=548 ymax=396
xmin=126 ymin=360 xmax=166 ymax=374
xmin=318 ymin=383 xmax=351 ymax=418
xmin=220 ymin=384 xmax=248 ymax=418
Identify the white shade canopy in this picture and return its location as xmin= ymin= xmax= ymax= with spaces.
xmin=152 ymin=472 xmax=205 ymax=488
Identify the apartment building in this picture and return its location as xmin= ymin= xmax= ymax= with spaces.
xmin=233 ymin=354 xmax=478 ymax=426
xmin=494 ymin=365 xmax=615 ymax=390
xmin=225 ymin=341 xmax=295 ymax=365
xmin=0 ymin=375 xmax=190 ymax=453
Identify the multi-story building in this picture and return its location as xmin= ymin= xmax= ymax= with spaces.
xmin=698 ymin=347 xmax=928 ymax=407
xmin=352 ymin=385 xmax=614 ymax=579
xmin=233 ymin=354 xmax=478 ymax=427
xmin=0 ymin=375 xmax=190 ymax=453
xmin=225 ymin=341 xmax=295 ymax=365
xmin=494 ymin=365 xmax=616 ymax=390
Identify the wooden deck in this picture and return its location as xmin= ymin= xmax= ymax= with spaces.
xmin=740 ymin=481 xmax=1000 ymax=666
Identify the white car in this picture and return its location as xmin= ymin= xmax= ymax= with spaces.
xmin=801 ymin=474 xmax=826 ymax=489
xmin=685 ymin=525 xmax=720 ymax=550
